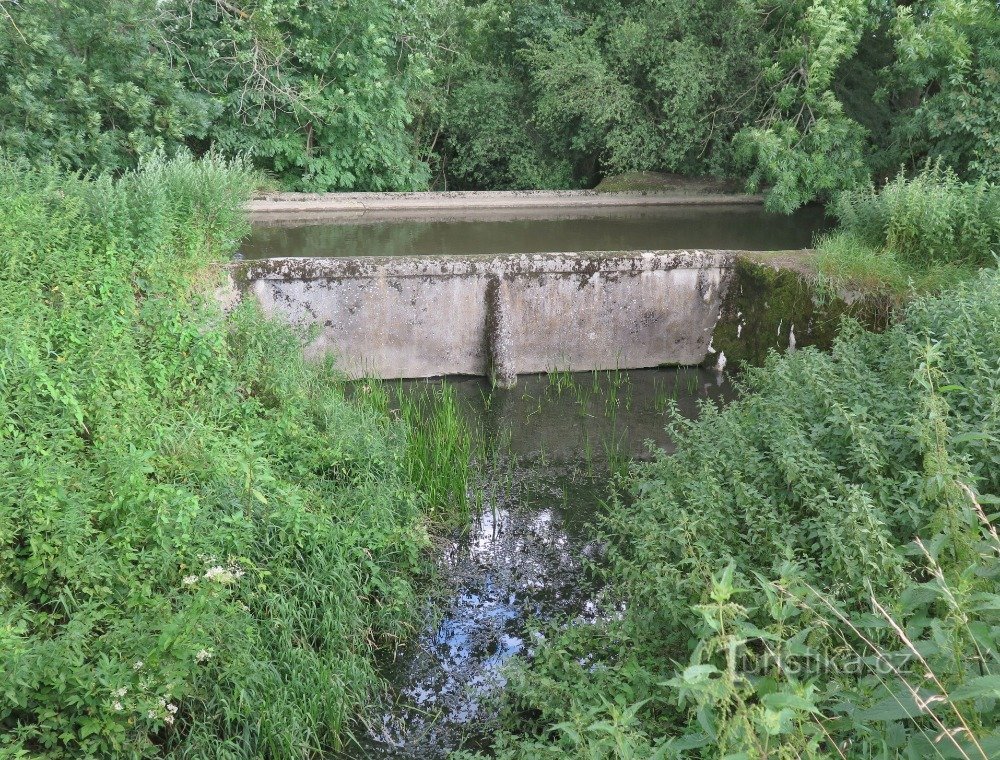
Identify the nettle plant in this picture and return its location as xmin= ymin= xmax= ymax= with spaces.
xmin=470 ymin=269 xmax=1000 ymax=758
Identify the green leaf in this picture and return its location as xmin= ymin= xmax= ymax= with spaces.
xmin=856 ymin=688 xmax=940 ymax=721
xmin=761 ymin=691 xmax=821 ymax=714
xmin=950 ymin=675 xmax=1000 ymax=702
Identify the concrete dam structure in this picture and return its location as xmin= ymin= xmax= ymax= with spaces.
xmin=226 ymin=250 xmax=751 ymax=386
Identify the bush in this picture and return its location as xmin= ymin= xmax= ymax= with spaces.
xmin=0 ymin=156 xmax=430 ymax=757
xmin=834 ymin=162 xmax=1000 ymax=269
xmin=472 ymin=269 xmax=1000 ymax=757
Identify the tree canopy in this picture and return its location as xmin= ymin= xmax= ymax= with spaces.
xmin=0 ymin=0 xmax=996 ymax=207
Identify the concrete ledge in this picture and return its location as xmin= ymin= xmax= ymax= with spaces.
xmin=232 ymin=250 xmax=735 ymax=280
xmin=228 ymin=250 xmax=739 ymax=381
xmin=248 ymin=190 xmax=764 ymax=220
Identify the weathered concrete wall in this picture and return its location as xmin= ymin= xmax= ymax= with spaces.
xmin=248 ymin=190 xmax=763 ymax=222
xmin=228 ymin=251 xmax=737 ymax=383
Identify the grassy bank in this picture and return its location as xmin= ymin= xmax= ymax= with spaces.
xmin=467 ymin=267 xmax=1000 ymax=756
xmin=0 ymin=158 xmax=439 ymax=757
xmin=815 ymin=163 xmax=1000 ymax=297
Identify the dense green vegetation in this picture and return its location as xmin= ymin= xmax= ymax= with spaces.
xmin=2 ymin=1 xmax=997 ymax=208
xmin=812 ymin=162 xmax=1000 ymax=294
xmin=0 ymin=0 xmax=434 ymax=191
xmin=464 ymin=267 xmax=1000 ymax=758
xmin=2 ymin=2 xmax=1000 ymax=758
xmin=0 ymin=157 xmax=447 ymax=757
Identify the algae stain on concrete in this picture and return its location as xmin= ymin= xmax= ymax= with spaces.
xmin=709 ymin=257 xmax=887 ymax=367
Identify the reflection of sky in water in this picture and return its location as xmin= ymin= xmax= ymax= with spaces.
xmin=356 ymin=486 xmax=602 ymax=757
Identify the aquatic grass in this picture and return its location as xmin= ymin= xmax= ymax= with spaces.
xmin=349 ymin=377 xmax=475 ymax=522
xmin=601 ymin=430 xmax=631 ymax=481
xmin=652 ymin=376 xmax=683 ymax=413
xmin=605 ymin=378 xmax=619 ymax=412
xmin=396 ymin=381 xmax=475 ymax=523
xmin=546 ymin=366 xmax=574 ymax=395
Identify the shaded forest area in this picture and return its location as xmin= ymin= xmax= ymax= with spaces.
xmin=1 ymin=0 xmax=997 ymax=210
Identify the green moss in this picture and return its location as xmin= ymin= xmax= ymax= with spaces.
xmin=595 ymin=172 xmax=675 ymax=193
xmin=594 ymin=171 xmax=745 ymax=194
xmin=709 ymin=257 xmax=887 ymax=368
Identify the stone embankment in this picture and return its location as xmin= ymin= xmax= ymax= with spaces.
xmin=247 ymin=189 xmax=764 ymax=222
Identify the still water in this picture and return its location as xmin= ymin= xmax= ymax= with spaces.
xmin=345 ymin=368 xmax=734 ymax=758
xmin=243 ymin=205 xmax=828 ymax=259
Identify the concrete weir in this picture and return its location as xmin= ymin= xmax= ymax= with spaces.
xmin=227 ymin=250 xmax=738 ymax=386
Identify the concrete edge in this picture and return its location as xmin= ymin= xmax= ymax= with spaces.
xmin=247 ymin=190 xmax=765 ymax=218
xmin=230 ymin=249 xmax=746 ymax=281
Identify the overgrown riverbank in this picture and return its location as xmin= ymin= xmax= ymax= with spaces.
xmin=814 ymin=163 xmax=1000 ymax=297
xmin=0 ymin=158 xmax=444 ymax=757
xmin=462 ymin=267 xmax=1000 ymax=757
xmin=4 ymin=154 xmax=999 ymax=759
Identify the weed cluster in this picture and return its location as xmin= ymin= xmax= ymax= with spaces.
xmin=361 ymin=380 xmax=476 ymax=524
xmin=0 ymin=157 xmax=434 ymax=757
xmin=815 ymin=163 xmax=1000 ymax=295
xmin=835 ymin=161 xmax=1000 ymax=269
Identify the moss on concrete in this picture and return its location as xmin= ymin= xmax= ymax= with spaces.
xmin=594 ymin=172 xmax=745 ymax=195
xmin=709 ymin=257 xmax=888 ymax=368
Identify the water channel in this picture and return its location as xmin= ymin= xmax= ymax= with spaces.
xmin=243 ymin=204 xmax=828 ymax=259
xmin=343 ymin=369 xmax=734 ymax=758
xmin=246 ymin=203 xmax=823 ymax=757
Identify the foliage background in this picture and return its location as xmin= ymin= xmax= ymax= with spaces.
xmin=1 ymin=0 xmax=997 ymax=206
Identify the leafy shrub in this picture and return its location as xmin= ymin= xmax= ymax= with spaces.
xmin=889 ymin=0 xmax=1000 ymax=185
xmin=834 ymin=162 xmax=1000 ymax=269
xmin=442 ymin=67 xmax=576 ymax=190
xmin=471 ymin=269 xmax=1000 ymax=757
xmin=0 ymin=0 xmax=213 ymax=173
xmin=435 ymin=0 xmax=764 ymax=190
xmin=0 ymin=156 xmax=431 ymax=757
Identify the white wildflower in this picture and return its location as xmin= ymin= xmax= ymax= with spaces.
xmin=166 ymin=703 xmax=178 ymax=714
xmin=164 ymin=713 xmax=175 ymax=726
xmin=182 ymin=575 xmax=198 ymax=586
xmin=113 ymin=701 xmax=124 ymax=712
xmin=196 ymin=648 xmax=212 ymax=663
xmin=147 ymin=710 xmax=157 ymax=719
xmin=113 ymin=686 xmax=128 ymax=698
xmin=133 ymin=660 xmax=144 ymax=671
xmin=204 ymin=563 xmax=243 ymax=584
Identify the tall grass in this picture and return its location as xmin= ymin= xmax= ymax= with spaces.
xmin=0 ymin=156 xmax=434 ymax=757
xmin=834 ymin=161 xmax=1000 ymax=269
xmin=815 ymin=162 xmax=1000 ymax=295
xmin=396 ymin=382 xmax=475 ymax=523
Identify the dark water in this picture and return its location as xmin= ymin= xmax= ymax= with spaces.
xmin=345 ymin=368 xmax=734 ymax=758
xmin=243 ymin=205 xmax=828 ymax=259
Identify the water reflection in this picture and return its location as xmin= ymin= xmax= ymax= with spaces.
xmin=346 ymin=368 xmax=733 ymax=758
xmin=244 ymin=205 xmax=828 ymax=259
